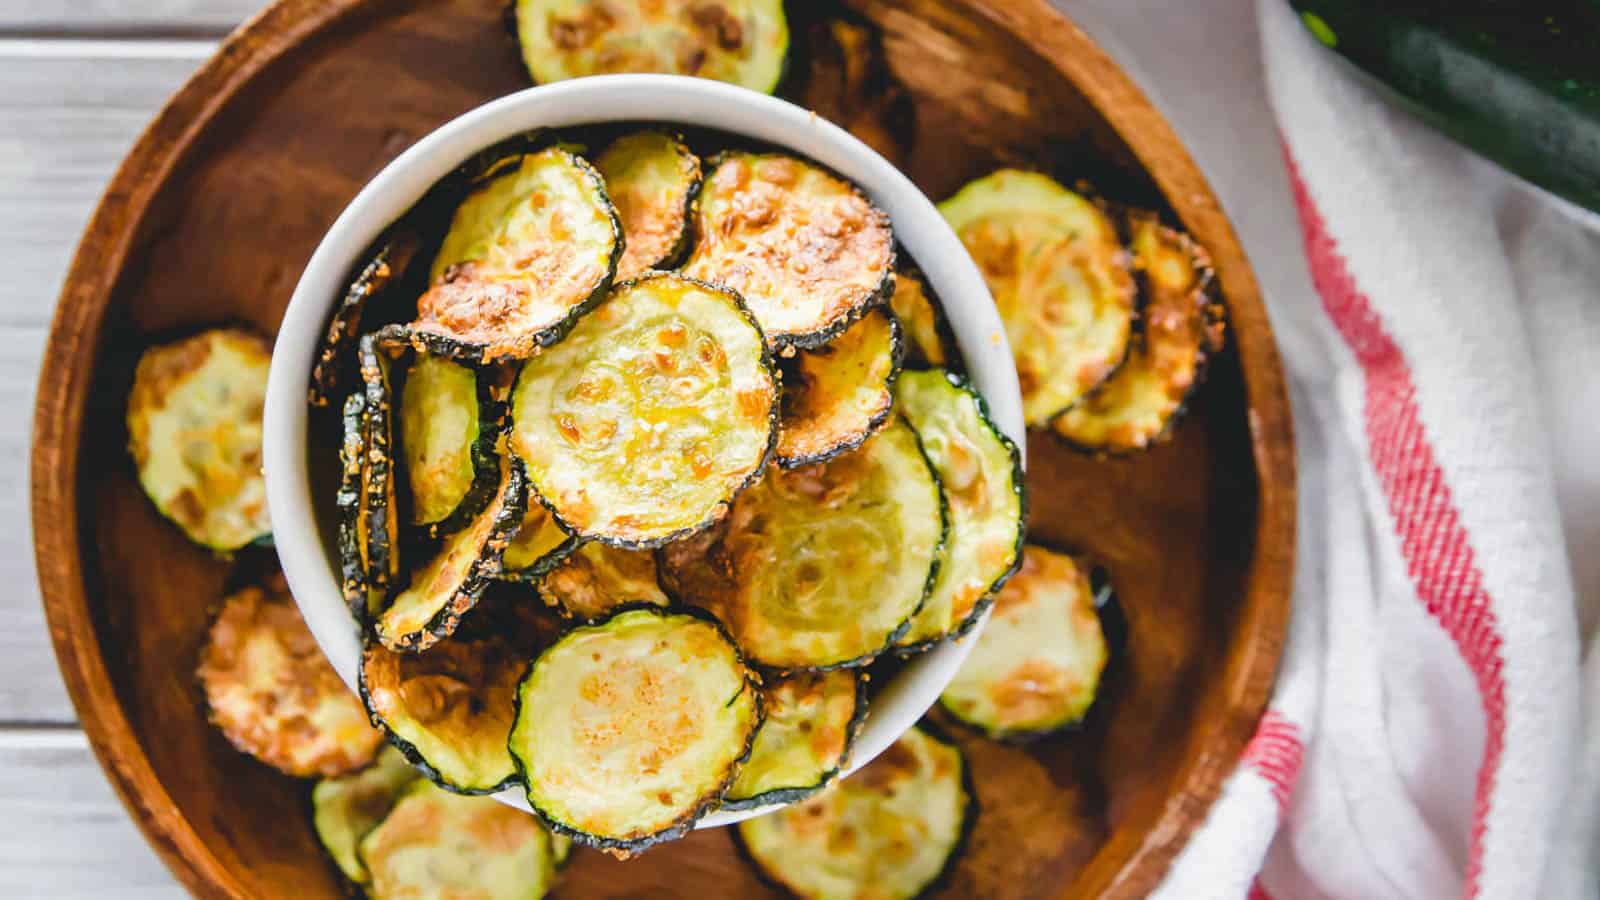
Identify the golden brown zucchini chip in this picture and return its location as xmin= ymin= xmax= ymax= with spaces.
xmin=509 ymin=606 xmax=762 ymax=853
xmin=513 ymin=0 xmax=790 ymax=94
xmin=126 ymin=327 xmax=272 ymax=551
xmin=312 ymin=746 xmax=420 ymax=885
xmin=398 ymin=350 xmax=503 ymax=536
xmin=375 ymin=458 xmax=529 ymax=652
xmin=414 ymin=147 xmax=621 ymax=362
xmin=939 ymin=170 xmax=1135 ymax=425
xmin=721 ymin=669 xmax=866 ymax=811
xmin=893 ymin=370 xmax=1025 ymax=653
xmin=309 ymin=232 xmax=420 ymax=408
xmin=775 ymin=306 xmax=902 ymax=468
xmin=1053 ymin=212 xmax=1225 ymax=453
xmin=939 ymin=545 xmax=1110 ymax=740
xmin=338 ymin=391 xmax=384 ymax=620
xmin=359 ymin=781 xmax=561 ymax=900
xmin=509 ymin=272 xmax=777 ymax=548
xmin=358 ymin=334 xmax=401 ymax=593
xmin=683 ymin=152 xmax=894 ymax=348
xmin=535 ymin=542 xmax=669 ymax=621
xmin=889 ymin=269 xmax=956 ymax=369
xmin=735 ymin=725 xmax=973 ymax=900
xmin=497 ymin=500 xmax=582 ymax=583
xmin=361 ymin=635 xmax=525 ymax=794
xmin=198 ymin=575 xmax=383 ymax=777
xmin=669 ymin=416 xmax=945 ymax=671
xmin=596 ymin=130 xmax=702 ymax=280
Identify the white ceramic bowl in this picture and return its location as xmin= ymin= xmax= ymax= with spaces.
xmin=263 ymin=74 xmax=1023 ymax=828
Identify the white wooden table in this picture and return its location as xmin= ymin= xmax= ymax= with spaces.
xmin=1 ymin=2 xmax=1299 ymax=894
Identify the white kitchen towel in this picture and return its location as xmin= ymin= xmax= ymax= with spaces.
xmin=1054 ymin=1 xmax=1598 ymax=897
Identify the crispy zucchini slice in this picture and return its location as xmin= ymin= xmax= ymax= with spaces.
xmin=893 ymin=370 xmax=1025 ymax=653
xmin=359 ymin=780 xmax=560 ymax=900
xmin=338 ymin=391 xmax=384 ymax=620
xmin=1053 ymin=212 xmax=1225 ymax=453
xmin=939 ymin=545 xmax=1110 ymax=740
xmin=596 ymin=131 xmax=702 ymax=281
xmin=775 ymin=306 xmax=902 ymax=468
xmin=513 ymin=0 xmax=789 ymax=93
xmin=498 ymin=501 xmax=582 ymax=583
xmin=415 ymin=147 xmax=621 ymax=363
xmin=536 ymin=542 xmax=668 ymax=620
xmin=375 ymin=458 xmax=529 ymax=652
xmin=312 ymin=746 xmax=420 ymax=885
xmin=361 ymin=635 xmax=525 ymax=794
xmin=889 ymin=269 xmax=956 ymax=370
xmin=735 ymin=725 xmax=973 ymax=900
xmin=722 ymin=669 xmax=866 ymax=810
xmin=399 ymin=351 xmax=502 ymax=534
xmin=358 ymin=334 xmax=401 ymax=592
xmin=509 ymin=271 xmax=777 ymax=548
xmin=309 ymin=232 xmax=421 ymax=408
xmin=509 ymin=606 xmax=762 ymax=853
xmin=125 ymin=327 xmax=272 ymax=551
xmin=670 ymin=416 xmax=945 ymax=671
xmin=683 ymin=152 xmax=894 ymax=347
xmin=197 ymin=575 xmax=383 ymax=777
xmin=939 ymin=170 xmax=1135 ymax=425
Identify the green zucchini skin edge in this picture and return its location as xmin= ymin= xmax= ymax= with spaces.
xmin=729 ymin=720 xmax=979 ymax=900
xmin=358 ymin=334 xmax=400 ymax=594
xmin=599 ymin=129 xmax=704 ymax=274
xmin=937 ymin=548 xmax=1123 ymax=743
xmin=1048 ymin=213 xmax=1225 ymax=458
xmin=308 ymin=231 xmax=421 ymax=409
xmin=716 ymin=668 xmax=870 ymax=812
xmin=378 ymin=325 xmax=508 ymax=539
xmin=337 ymin=391 xmax=374 ymax=621
xmin=507 ymin=602 xmax=765 ymax=854
xmin=773 ymin=306 xmax=905 ymax=470
xmin=893 ymin=369 xmax=1028 ymax=658
xmin=494 ymin=533 xmax=584 ymax=586
xmin=357 ymin=639 xmax=529 ymax=796
xmin=513 ymin=272 xmax=782 ymax=552
xmin=416 ymin=147 xmax=623 ymax=365
xmin=690 ymin=151 xmax=896 ymax=351
xmin=378 ymin=457 xmax=531 ymax=652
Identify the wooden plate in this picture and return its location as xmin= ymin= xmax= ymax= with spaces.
xmin=31 ymin=1 xmax=1294 ymax=897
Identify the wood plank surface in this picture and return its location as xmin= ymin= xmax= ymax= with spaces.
xmin=0 ymin=3 xmax=254 ymax=35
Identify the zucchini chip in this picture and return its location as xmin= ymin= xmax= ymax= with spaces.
xmin=513 ymin=0 xmax=789 ymax=94
xmin=889 ymin=269 xmax=956 ymax=370
xmin=1053 ymin=212 xmax=1225 ymax=453
xmin=197 ymin=575 xmax=383 ymax=777
xmin=775 ymin=306 xmax=902 ymax=468
xmin=361 ymin=635 xmax=525 ymax=794
xmin=939 ymin=545 xmax=1110 ymax=740
xmin=498 ymin=501 xmax=582 ymax=583
xmin=595 ymin=131 xmax=702 ymax=280
xmin=735 ymin=725 xmax=973 ymax=900
xmin=359 ymin=780 xmax=560 ymax=900
xmin=415 ymin=147 xmax=621 ymax=362
xmin=375 ymin=458 xmax=529 ymax=652
xmin=509 ymin=271 xmax=777 ymax=548
xmin=939 ymin=170 xmax=1135 ymax=425
xmin=722 ymin=669 xmax=866 ymax=811
xmin=683 ymin=152 xmax=894 ymax=347
xmin=358 ymin=334 xmax=401 ymax=593
xmin=670 ymin=416 xmax=945 ymax=671
xmin=312 ymin=746 xmax=420 ymax=885
xmin=126 ymin=327 xmax=272 ymax=551
xmin=399 ymin=350 xmax=502 ymax=535
xmin=893 ymin=370 xmax=1025 ymax=653
xmin=308 ymin=232 xmax=420 ymax=408
xmin=337 ymin=391 xmax=383 ymax=620
xmin=509 ymin=606 xmax=762 ymax=853
xmin=536 ymin=543 xmax=669 ymax=621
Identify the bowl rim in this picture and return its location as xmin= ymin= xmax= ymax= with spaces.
xmin=261 ymin=73 xmax=1026 ymax=829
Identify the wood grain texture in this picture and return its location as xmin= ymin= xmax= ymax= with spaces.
xmin=29 ymin=2 xmax=1294 ymax=899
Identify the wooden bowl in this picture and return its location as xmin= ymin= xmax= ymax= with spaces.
xmin=31 ymin=1 xmax=1295 ymax=898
